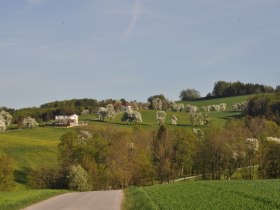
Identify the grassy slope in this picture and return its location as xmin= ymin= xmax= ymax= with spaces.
xmin=124 ymin=180 xmax=280 ymax=210
xmin=0 ymin=190 xmax=68 ymax=210
xmin=0 ymin=127 xmax=72 ymax=169
xmin=0 ymin=95 xmax=249 ymax=187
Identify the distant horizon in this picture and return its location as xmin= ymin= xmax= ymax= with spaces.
xmin=1 ymin=1 xmax=279 ymax=109
xmin=1 ymin=80 xmax=278 ymax=109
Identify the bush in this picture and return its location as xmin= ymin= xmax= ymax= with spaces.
xmin=28 ymin=167 xmax=60 ymax=189
xmin=68 ymin=165 xmax=91 ymax=191
xmin=0 ymin=155 xmax=14 ymax=191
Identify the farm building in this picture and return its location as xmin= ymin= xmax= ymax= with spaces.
xmin=55 ymin=114 xmax=79 ymax=127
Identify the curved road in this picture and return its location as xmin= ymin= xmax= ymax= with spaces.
xmin=24 ymin=190 xmax=122 ymax=210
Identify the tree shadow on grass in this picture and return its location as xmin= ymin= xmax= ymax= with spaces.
xmin=14 ymin=167 xmax=31 ymax=185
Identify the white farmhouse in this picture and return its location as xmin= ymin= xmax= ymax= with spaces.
xmin=125 ymin=105 xmax=133 ymax=112
xmin=55 ymin=114 xmax=79 ymax=127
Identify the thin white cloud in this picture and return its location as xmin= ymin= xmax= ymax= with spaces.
xmin=123 ymin=0 xmax=143 ymax=39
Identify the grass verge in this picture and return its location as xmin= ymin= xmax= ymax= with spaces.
xmin=123 ymin=186 xmax=158 ymax=210
xmin=0 ymin=189 xmax=68 ymax=210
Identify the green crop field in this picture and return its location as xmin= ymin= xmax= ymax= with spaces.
xmin=124 ymin=180 xmax=280 ymax=210
xmin=0 ymin=189 xmax=68 ymax=210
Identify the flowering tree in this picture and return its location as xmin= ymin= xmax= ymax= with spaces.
xmin=0 ymin=110 xmax=12 ymax=127
xmin=97 ymin=107 xmax=107 ymax=121
xmin=68 ymin=164 xmax=91 ymax=191
xmin=232 ymin=101 xmax=248 ymax=112
xmin=171 ymin=115 xmax=178 ymax=125
xmin=152 ymin=98 xmax=163 ymax=110
xmin=121 ymin=110 xmax=142 ymax=124
xmin=21 ymin=117 xmax=38 ymax=128
xmin=245 ymin=138 xmax=259 ymax=179
xmin=185 ymin=105 xmax=198 ymax=113
xmin=0 ymin=110 xmax=12 ymax=132
xmin=156 ymin=111 xmax=166 ymax=125
xmin=0 ymin=117 xmax=6 ymax=132
xmin=189 ymin=112 xmax=210 ymax=127
xmin=193 ymin=128 xmax=204 ymax=138
xmin=105 ymin=104 xmax=116 ymax=121
xmin=97 ymin=105 xmax=116 ymax=121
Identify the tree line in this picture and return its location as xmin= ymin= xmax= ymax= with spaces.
xmin=210 ymin=81 xmax=275 ymax=98
xmin=2 ymin=115 xmax=280 ymax=191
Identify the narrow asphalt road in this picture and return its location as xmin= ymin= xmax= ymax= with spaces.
xmin=23 ymin=190 xmax=123 ymax=210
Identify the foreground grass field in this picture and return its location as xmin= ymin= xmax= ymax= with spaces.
xmin=124 ymin=180 xmax=280 ymax=210
xmin=0 ymin=189 xmax=68 ymax=210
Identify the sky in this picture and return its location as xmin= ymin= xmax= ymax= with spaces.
xmin=1 ymin=0 xmax=280 ymax=108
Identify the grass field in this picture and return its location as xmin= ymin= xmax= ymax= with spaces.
xmin=124 ymin=180 xmax=280 ymax=210
xmin=0 ymin=189 xmax=68 ymax=210
xmin=0 ymin=127 xmax=73 ymax=170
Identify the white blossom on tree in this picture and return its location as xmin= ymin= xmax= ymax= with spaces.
xmin=201 ymin=103 xmax=227 ymax=112
xmin=152 ymin=98 xmax=163 ymax=110
xmin=171 ymin=115 xmax=178 ymax=125
xmin=185 ymin=105 xmax=198 ymax=113
xmin=219 ymin=103 xmax=227 ymax=111
xmin=0 ymin=110 xmax=12 ymax=127
xmin=189 ymin=112 xmax=210 ymax=126
xmin=105 ymin=104 xmax=116 ymax=121
xmin=0 ymin=110 xmax=12 ymax=132
xmin=156 ymin=111 xmax=166 ymax=125
xmin=78 ymin=130 xmax=93 ymax=143
xmin=0 ymin=117 xmax=6 ymax=132
xmin=97 ymin=107 xmax=107 ymax=121
xmin=68 ymin=165 xmax=91 ymax=192
xmin=245 ymin=138 xmax=259 ymax=152
xmin=193 ymin=128 xmax=204 ymax=137
xmin=121 ymin=110 xmax=142 ymax=124
xmin=21 ymin=117 xmax=38 ymax=128
xmin=232 ymin=101 xmax=248 ymax=112
xmin=266 ymin=137 xmax=280 ymax=144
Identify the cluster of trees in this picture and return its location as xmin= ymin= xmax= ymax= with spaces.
xmin=211 ymin=81 xmax=275 ymax=98
xmin=22 ymin=115 xmax=280 ymax=191
xmin=246 ymin=93 xmax=280 ymax=125
xmin=6 ymin=99 xmax=138 ymax=124
xmin=0 ymin=109 xmax=39 ymax=131
xmin=179 ymin=89 xmax=201 ymax=101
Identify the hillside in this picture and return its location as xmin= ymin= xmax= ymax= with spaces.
xmin=0 ymin=95 xmax=251 ymax=187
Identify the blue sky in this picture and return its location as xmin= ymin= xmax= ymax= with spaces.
xmin=1 ymin=0 xmax=280 ymax=108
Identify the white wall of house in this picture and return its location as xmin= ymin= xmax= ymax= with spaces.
xmin=55 ymin=114 xmax=78 ymax=126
